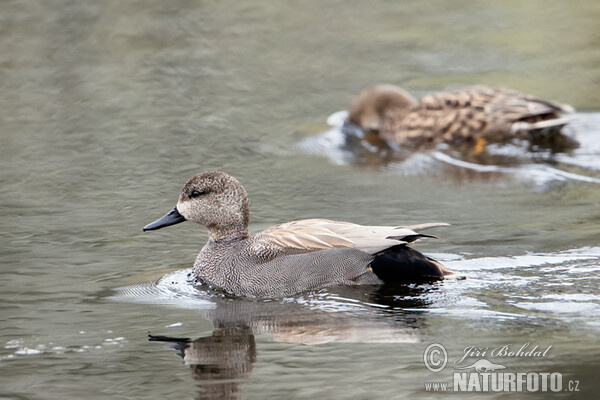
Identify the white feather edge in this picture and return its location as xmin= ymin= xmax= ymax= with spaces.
xmin=511 ymin=116 xmax=576 ymax=133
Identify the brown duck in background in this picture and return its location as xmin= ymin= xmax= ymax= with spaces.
xmin=347 ymin=84 xmax=576 ymax=152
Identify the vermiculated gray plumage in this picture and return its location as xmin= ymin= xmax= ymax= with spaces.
xmin=193 ymin=238 xmax=381 ymax=297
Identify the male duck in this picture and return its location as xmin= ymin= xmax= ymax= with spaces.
xmin=346 ymin=84 xmax=575 ymax=149
xmin=143 ymin=171 xmax=456 ymax=298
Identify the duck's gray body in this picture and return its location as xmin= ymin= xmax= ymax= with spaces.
xmin=194 ymin=238 xmax=379 ymax=297
xmin=143 ymin=171 xmax=456 ymax=298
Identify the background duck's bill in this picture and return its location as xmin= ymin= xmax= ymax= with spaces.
xmin=143 ymin=207 xmax=186 ymax=231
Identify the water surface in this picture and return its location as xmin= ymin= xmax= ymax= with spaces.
xmin=1 ymin=1 xmax=600 ymax=399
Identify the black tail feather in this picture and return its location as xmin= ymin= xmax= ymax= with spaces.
xmin=386 ymin=233 xmax=437 ymax=243
xmin=370 ymin=245 xmax=446 ymax=283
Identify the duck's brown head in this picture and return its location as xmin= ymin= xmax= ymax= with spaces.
xmin=143 ymin=171 xmax=250 ymax=241
xmin=348 ymin=84 xmax=418 ymax=132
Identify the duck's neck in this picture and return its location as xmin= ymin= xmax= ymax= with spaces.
xmin=207 ymin=219 xmax=249 ymax=242
xmin=206 ymin=191 xmax=250 ymax=242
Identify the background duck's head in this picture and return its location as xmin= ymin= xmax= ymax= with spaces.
xmin=144 ymin=171 xmax=250 ymax=240
xmin=348 ymin=84 xmax=417 ymax=132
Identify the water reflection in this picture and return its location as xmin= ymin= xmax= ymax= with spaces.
xmin=150 ymin=326 xmax=256 ymax=400
xmin=336 ymin=120 xmax=579 ymax=169
xmin=147 ymin=282 xmax=443 ymax=398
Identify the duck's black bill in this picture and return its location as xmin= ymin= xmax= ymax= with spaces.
xmin=143 ymin=206 xmax=186 ymax=231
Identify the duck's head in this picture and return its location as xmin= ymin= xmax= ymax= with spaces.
xmin=347 ymin=84 xmax=417 ymax=132
xmin=143 ymin=171 xmax=250 ymax=241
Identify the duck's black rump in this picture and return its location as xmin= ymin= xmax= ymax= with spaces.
xmin=370 ymin=244 xmax=451 ymax=283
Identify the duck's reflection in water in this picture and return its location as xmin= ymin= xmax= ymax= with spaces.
xmin=150 ymin=326 xmax=256 ymax=400
xmin=300 ymin=120 xmax=591 ymax=186
xmin=342 ymin=128 xmax=579 ymax=170
xmin=149 ymin=283 xmax=445 ymax=399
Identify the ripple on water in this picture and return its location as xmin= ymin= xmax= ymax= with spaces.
xmin=108 ymin=247 xmax=600 ymax=337
xmin=298 ymin=112 xmax=600 ymax=188
xmin=439 ymin=247 xmax=600 ymax=326
xmin=110 ymin=269 xmax=215 ymax=310
xmin=2 ymin=335 xmax=128 ymax=361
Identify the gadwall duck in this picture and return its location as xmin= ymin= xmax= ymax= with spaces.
xmin=143 ymin=171 xmax=456 ymax=298
xmin=346 ymin=84 xmax=575 ymax=148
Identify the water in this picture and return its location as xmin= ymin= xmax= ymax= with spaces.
xmin=1 ymin=1 xmax=599 ymax=399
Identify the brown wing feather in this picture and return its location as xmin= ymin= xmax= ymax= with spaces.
xmin=254 ymin=220 xmax=355 ymax=254
xmin=248 ymin=219 xmax=445 ymax=259
xmin=380 ymin=86 xmax=572 ymax=146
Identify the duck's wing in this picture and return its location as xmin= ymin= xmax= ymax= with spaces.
xmin=381 ymin=86 xmax=574 ymax=146
xmin=250 ymin=219 xmax=447 ymax=257
xmin=420 ymin=86 xmax=573 ymax=116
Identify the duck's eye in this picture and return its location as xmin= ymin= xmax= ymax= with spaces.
xmin=190 ymin=190 xmax=205 ymax=198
